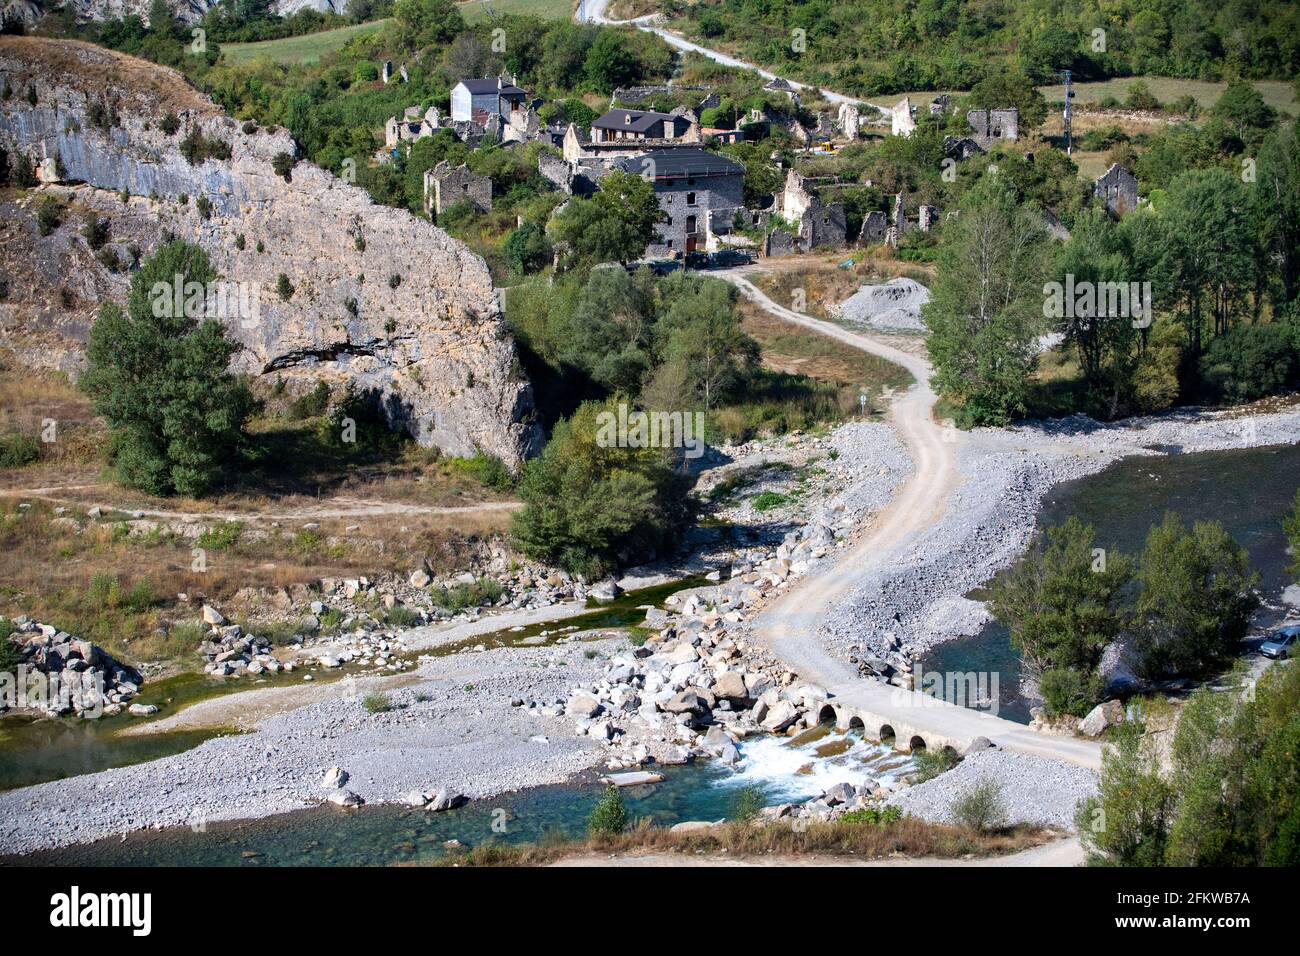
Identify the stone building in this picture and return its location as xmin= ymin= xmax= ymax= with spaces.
xmin=564 ymin=110 xmax=701 ymax=163
xmin=450 ymin=77 xmax=527 ymax=124
xmin=423 ymin=162 xmax=492 ymax=217
xmin=590 ymin=108 xmax=697 ymax=145
xmin=613 ymin=147 xmax=744 ymax=257
xmin=385 ymin=106 xmax=441 ymax=150
xmin=859 ymin=210 xmax=888 ymax=245
xmin=1093 ymin=163 xmax=1139 ymax=217
xmin=780 ymin=170 xmax=846 ymax=249
xmin=891 ymin=96 xmax=916 ymax=137
xmin=943 ymin=135 xmax=987 ymax=162
xmin=966 ymin=108 xmax=1019 ymax=149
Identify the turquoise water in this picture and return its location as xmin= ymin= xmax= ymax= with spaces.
xmin=923 ymin=442 xmax=1300 ymax=722
xmin=3 ymin=726 xmax=913 ymax=866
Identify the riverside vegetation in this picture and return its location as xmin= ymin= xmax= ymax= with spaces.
xmin=1079 ymin=658 xmax=1300 ymax=866
xmin=990 ymin=511 xmax=1262 ymax=718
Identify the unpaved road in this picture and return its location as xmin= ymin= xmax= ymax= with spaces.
xmin=576 ymin=0 xmax=888 ymax=111
xmin=0 ymin=483 xmax=521 ymax=524
xmin=719 ymin=271 xmax=1104 ymax=771
xmin=551 ymin=836 xmax=1085 ymax=867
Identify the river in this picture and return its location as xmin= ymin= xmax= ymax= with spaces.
xmin=923 ymin=442 xmax=1300 ymax=722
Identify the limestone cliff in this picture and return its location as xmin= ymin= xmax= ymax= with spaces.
xmin=0 ymin=37 xmax=541 ymax=468
xmin=5 ymin=0 xmax=350 ymax=28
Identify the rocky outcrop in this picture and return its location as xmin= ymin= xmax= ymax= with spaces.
xmin=12 ymin=0 xmax=350 ymax=27
xmin=0 ymin=37 xmax=540 ymax=467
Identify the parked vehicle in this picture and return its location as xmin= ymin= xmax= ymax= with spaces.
xmin=1259 ymin=624 xmax=1300 ymax=659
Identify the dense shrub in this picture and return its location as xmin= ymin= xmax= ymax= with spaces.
xmin=1199 ymin=323 xmax=1298 ymax=405
xmin=586 ymin=785 xmax=628 ymax=835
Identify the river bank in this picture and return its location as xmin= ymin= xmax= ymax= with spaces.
xmin=822 ymin=401 xmax=1300 ymax=682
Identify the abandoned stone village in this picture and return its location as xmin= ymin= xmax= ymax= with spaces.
xmin=379 ymin=70 xmax=1143 ymax=264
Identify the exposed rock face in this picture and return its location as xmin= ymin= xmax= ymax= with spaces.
xmin=18 ymin=0 xmax=349 ymax=27
xmin=0 ymin=37 xmax=540 ymax=467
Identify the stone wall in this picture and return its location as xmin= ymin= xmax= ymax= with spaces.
xmin=0 ymin=37 xmax=540 ymax=468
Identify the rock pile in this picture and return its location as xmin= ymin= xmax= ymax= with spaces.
xmin=0 ymin=616 xmax=143 ymax=717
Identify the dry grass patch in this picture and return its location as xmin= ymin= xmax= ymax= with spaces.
xmin=0 ymin=495 xmax=511 ymax=665
xmin=752 ymin=254 xmax=934 ymax=320
xmin=740 ymin=299 xmax=912 ymax=394
xmin=431 ymin=817 xmax=1057 ymax=866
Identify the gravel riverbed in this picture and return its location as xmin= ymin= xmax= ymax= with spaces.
xmin=822 ymin=404 xmax=1300 ymax=671
xmin=892 ymin=749 xmax=1098 ymax=829
xmin=0 ymin=641 xmax=619 ymax=855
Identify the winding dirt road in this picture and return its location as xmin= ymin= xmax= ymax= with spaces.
xmin=719 ymin=271 xmax=1104 ymax=771
xmin=575 ymin=0 xmax=887 ymax=111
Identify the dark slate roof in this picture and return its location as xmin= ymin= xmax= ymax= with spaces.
xmin=592 ymin=108 xmax=675 ymax=134
xmin=458 ymin=78 xmax=526 ymax=97
xmin=614 ymin=148 xmax=743 ymax=180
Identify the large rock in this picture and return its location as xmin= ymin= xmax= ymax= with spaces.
xmin=760 ymin=700 xmax=798 ymax=731
xmin=712 ymin=670 xmax=749 ymax=702
xmin=426 ymin=788 xmax=467 ymax=812
xmin=663 ymin=689 xmax=709 ymax=715
xmin=565 ymin=693 xmax=602 ymax=719
xmin=1079 ymin=699 xmax=1125 ymax=737
xmin=320 ymin=766 xmax=349 ymax=789
xmin=0 ymin=36 xmax=541 ymax=467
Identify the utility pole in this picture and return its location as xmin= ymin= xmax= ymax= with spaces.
xmin=1061 ymin=69 xmax=1074 ymax=156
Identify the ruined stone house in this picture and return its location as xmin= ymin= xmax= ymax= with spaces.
xmin=385 ymin=106 xmax=440 ymax=150
xmin=423 ymin=162 xmax=492 ymax=217
xmin=859 ymin=210 xmax=888 ymax=245
xmin=773 ymin=170 xmax=847 ymax=251
xmin=1093 ymin=163 xmax=1139 ymax=217
xmin=613 ymin=147 xmax=744 ymax=257
xmin=966 ymin=108 xmax=1018 ymax=149
xmin=891 ymin=96 xmax=917 ymax=137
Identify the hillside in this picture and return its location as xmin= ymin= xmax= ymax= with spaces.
xmin=0 ymin=36 xmax=541 ymax=467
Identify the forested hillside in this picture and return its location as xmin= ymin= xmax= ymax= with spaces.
xmin=668 ymin=0 xmax=1299 ymax=95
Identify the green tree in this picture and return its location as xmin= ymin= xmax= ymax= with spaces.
xmin=1083 ymin=663 xmax=1300 ymax=866
xmin=1209 ymin=79 xmax=1278 ymax=150
xmin=548 ymin=170 xmax=664 ymax=268
xmin=654 ymin=273 xmax=758 ymax=410
xmin=1160 ymin=168 xmax=1256 ymax=354
xmin=1284 ymin=489 xmax=1300 ymax=579
xmin=922 ymin=174 xmax=1050 ymax=425
xmin=1051 ymin=208 xmax=1143 ymax=418
xmin=586 ymin=784 xmax=628 ymax=835
xmin=989 ymin=517 xmax=1132 ymax=694
xmin=1254 ymin=122 xmax=1300 ymax=306
xmin=966 ymin=68 xmax=1048 ymax=130
xmin=503 ymin=220 xmax=551 ymax=277
xmin=584 ymin=31 xmax=639 ymax=93
xmin=391 ymin=0 xmax=464 ymax=51
xmin=1132 ymin=513 xmax=1259 ymax=680
xmin=511 ymin=399 xmax=693 ymax=578
xmin=80 ymin=241 xmax=256 ymax=497
xmin=1076 ymin=723 xmax=1174 ymax=866
xmin=1198 ymin=323 xmax=1298 ymax=404
xmin=556 ymin=266 xmax=656 ymax=393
